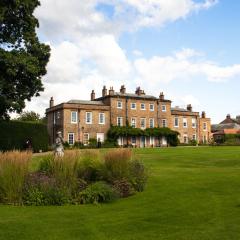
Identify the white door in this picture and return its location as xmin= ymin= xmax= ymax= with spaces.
xmin=97 ymin=133 xmax=104 ymax=143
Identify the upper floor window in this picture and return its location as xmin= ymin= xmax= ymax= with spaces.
xmin=99 ymin=113 xmax=105 ymax=125
xmin=131 ymin=103 xmax=136 ymax=110
xmin=131 ymin=118 xmax=136 ymax=128
xmin=192 ymin=118 xmax=196 ymax=128
xmin=117 ymin=117 xmax=123 ymax=126
xmin=174 ymin=117 xmax=179 ymax=127
xmin=117 ymin=101 xmax=122 ymax=109
xmin=149 ymin=118 xmax=154 ymax=128
xmin=86 ymin=112 xmax=92 ymax=124
xmin=162 ymin=119 xmax=167 ymax=128
xmin=140 ymin=103 xmax=146 ymax=110
xmin=162 ymin=105 xmax=166 ymax=112
xmin=149 ymin=104 xmax=154 ymax=111
xmin=140 ymin=118 xmax=146 ymax=129
xmin=57 ymin=111 xmax=61 ymax=119
xmin=71 ymin=111 xmax=78 ymax=123
xmin=203 ymin=122 xmax=207 ymax=131
xmin=183 ymin=118 xmax=188 ymax=128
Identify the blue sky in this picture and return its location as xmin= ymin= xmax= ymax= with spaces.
xmin=26 ymin=0 xmax=240 ymax=123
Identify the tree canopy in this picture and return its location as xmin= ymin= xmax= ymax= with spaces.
xmin=16 ymin=111 xmax=41 ymax=122
xmin=0 ymin=0 xmax=50 ymax=120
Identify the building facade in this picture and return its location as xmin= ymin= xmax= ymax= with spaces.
xmin=46 ymin=85 xmax=211 ymax=147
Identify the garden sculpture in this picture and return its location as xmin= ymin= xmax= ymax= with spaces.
xmin=54 ymin=131 xmax=64 ymax=157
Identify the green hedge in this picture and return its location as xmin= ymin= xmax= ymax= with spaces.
xmin=0 ymin=121 xmax=49 ymax=152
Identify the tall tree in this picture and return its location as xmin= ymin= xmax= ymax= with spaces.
xmin=0 ymin=0 xmax=50 ymax=120
xmin=16 ymin=111 xmax=41 ymax=122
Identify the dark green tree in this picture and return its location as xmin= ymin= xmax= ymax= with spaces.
xmin=0 ymin=0 xmax=50 ymax=120
xmin=16 ymin=111 xmax=41 ymax=122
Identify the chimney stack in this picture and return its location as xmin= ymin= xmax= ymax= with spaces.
xmin=159 ymin=92 xmax=164 ymax=101
xmin=109 ymin=86 xmax=115 ymax=96
xmin=91 ymin=90 xmax=95 ymax=101
xmin=102 ymin=86 xmax=107 ymax=97
xmin=187 ymin=104 xmax=192 ymax=112
xmin=227 ymin=114 xmax=231 ymax=119
xmin=120 ymin=85 xmax=126 ymax=94
xmin=50 ymin=97 xmax=54 ymax=108
xmin=135 ymin=87 xmax=145 ymax=95
xmin=202 ymin=111 xmax=206 ymax=118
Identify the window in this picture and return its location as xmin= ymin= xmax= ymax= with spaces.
xmin=162 ymin=119 xmax=167 ymax=128
xmin=192 ymin=118 xmax=196 ymax=128
xmin=57 ymin=111 xmax=61 ymax=119
xmin=86 ymin=112 xmax=92 ymax=124
xmin=149 ymin=118 xmax=154 ymax=128
xmin=192 ymin=134 xmax=196 ymax=141
xmin=99 ymin=113 xmax=105 ymax=124
xmin=83 ymin=133 xmax=89 ymax=145
xmin=150 ymin=136 xmax=155 ymax=146
xmin=174 ymin=117 xmax=179 ymax=127
xmin=118 ymin=137 xmax=123 ymax=146
xmin=53 ymin=112 xmax=56 ymax=125
xmin=184 ymin=135 xmax=188 ymax=144
xmin=97 ymin=133 xmax=104 ymax=143
xmin=131 ymin=103 xmax=136 ymax=110
xmin=131 ymin=136 xmax=136 ymax=145
xmin=183 ymin=118 xmax=188 ymax=128
xmin=140 ymin=118 xmax=146 ymax=129
xmin=117 ymin=117 xmax=123 ymax=126
xmin=149 ymin=104 xmax=154 ymax=111
xmin=71 ymin=111 xmax=78 ymax=123
xmin=203 ymin=122 xmax=207 ymax=131
xmin=140 ymin=103 xmax=146 ymax=110
xmin=68 ymin=133 xmax=74 ymax=145
xmin=131 ymin=118 xmax=136 ymax=128
xmin=162 ymin=105 xmax=166 ymax=112
xmin=117 ymin=101 xmax=122 ymax=109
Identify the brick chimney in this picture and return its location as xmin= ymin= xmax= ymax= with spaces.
xmin=187 ymin=104 xmax=192 ymax=112
xmin=102 ymin=86 xmax=107 ymax=97
xmin=91 ymin=90 xmax=95 ymax=101
xmin=226 ymin=114 xmax=231 ymax=119
xmin=120 ymin=85 xmax=126 ymax=94
xmin=159 ymin=92 xmax=164 ymax=101
xmin=202 ymin=111 xmax=206 ymax=118
xmin=135 ymin=87 xmax=145 ymax=95
xmin=109 ymin=86 xmax=115 ymax=96
xmin=50 ymin=97 xmax=54 ymax=108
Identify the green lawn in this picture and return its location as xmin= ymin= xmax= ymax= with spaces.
xmin=1 ymin=147 xmax=240 ymax=240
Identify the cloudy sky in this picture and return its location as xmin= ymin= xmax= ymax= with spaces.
xmin=26 ymin=0 xmax=240 ymax=123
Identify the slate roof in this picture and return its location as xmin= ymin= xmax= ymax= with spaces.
xmin=211 ymin=123 xmax=240 ymax=132
xmin=67 ymin=100 xmax=105 ymax=105
xmin=171 ymin=107 xmax=188 ymax=112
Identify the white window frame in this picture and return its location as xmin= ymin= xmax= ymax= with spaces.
xmin=162 ymin=119 xmax=167 ymax=128
xmin=162 ymin=105 xmax=167 ymax=112
xmin=83 ymin=133 xmax=89 ymax=145
xmin=140 ymin=103 xmax=146 ymax=110
xmin=149 ymin=118 xmax=154 ymax=128
xmin=183 ymin=118 xmax=188 ymax=128
xmin=131 ymin=117 xmax=136 ymax=128
xmin=71 ymin=111 xmax=78 ymax=124
xmin=99 ymin=113 xmax=105 ymax=125
xmin=117 ymin=117 xmax=123 ymax=126
xmin=203 ymin=122 xmax=207 ymax=131
xmin=192 ymin=118 xmax=196 ymax=128
xmin=174 ymin=117 xmax=179 ymax=128
xmin=117 ymin=101 xmax=123 ymax=109
xmin=131 ymin=103 xmax=136 ymax=110
xmin=57 ymin=111 xmax=61 ymax=119
xmin=86 ymin=112 xmax=92 ymax=124
xmin=140 ymin=118 xmax=146 ymax=129
xmin=68 ymin=133 xmax=75 ymax=145
xmin=149 ymin=104 xmax=154 ymax=111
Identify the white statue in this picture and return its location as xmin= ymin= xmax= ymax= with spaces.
xmin=54 ymin=131 xmax=64 ymax=157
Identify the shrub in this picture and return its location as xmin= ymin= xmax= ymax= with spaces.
xmin=113 ymin=179 xmax=135 ymax=198
xmin=77 ymin=150 xmax=102 ymax=182
xmin=103 ymin=149 xmax=132 ymax=182
xmin=78 ymin=181 xmax=118 ymax=204
xmin=0 ymin=151 xmax=31 ymax=204
xmin=0 ymin=121 xmax=49 ymax=152
xmin=129 ymin=160 xmax=148 ymax=192
xmin=38 ymin=154 xmax=54 ymax=174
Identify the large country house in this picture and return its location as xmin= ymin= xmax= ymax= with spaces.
xmin=46 ymin=85 xmax=211 ymax=147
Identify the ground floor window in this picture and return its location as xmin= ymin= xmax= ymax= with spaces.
xmin=131 ymin=136 xmax=136 ymax=145
xmin=96 ymin=133 xmax=104 ymax=143
xmin=184 ymin=135 xmax=188 ymax=144
xmin=192 ymin=134 xmax=196 ymax=141
xmin=68 ymin=133 xmax=74 ymax=145
xmin=83 ymin=133 xmax=89 ymax=145
xmin=150 ymin=136 xmax=155 ymax=146
xmin=118 ymin=136 xmax=124 ymax=146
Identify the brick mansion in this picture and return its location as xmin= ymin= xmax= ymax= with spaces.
xmin=46 ymin=85 xmax=211 ymax=147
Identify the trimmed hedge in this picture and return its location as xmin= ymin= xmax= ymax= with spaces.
xmin=0 ymin=121 xmax=49 ymax=152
